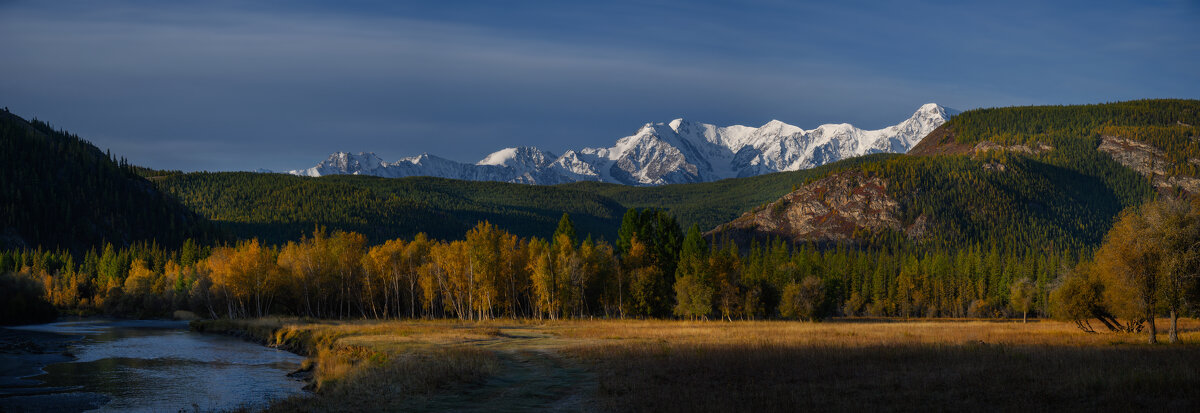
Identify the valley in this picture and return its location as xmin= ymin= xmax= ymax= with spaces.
xmin=3 ymin=1 xmax=1196 ymax=410
xmin=4 ymin=99 xmax=1200 ymax=411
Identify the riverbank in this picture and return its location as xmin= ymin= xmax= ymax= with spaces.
xmin=1 ymin=319 xmax=306 ymax=412
xmin=192 ymin=318 xmax=596 ymax=412
xmin=193 ymin=317 xmax=1200 ymax=412
xmin=0 ymin=326 xmax=110 ymax=412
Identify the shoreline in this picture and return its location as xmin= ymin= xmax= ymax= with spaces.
xmin=0 ymin=324 xmax=111 ymax=412
xmin=3 ymin=317 xmax=309 ymax=412
xmin=189 ymin=319 xmax=318 ymax=388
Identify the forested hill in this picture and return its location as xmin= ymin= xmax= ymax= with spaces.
xmin=153 ymin=155 xmax=884 ymax=244
xmin=155 ymin=172 xmax=628 ymax=244
xmin=712 ymin=99 xmax=1200 ymax=251
xmin=0 ymin=109 xmax=222 ymax=252
xmin=910 ymin=99 xmax=1200 ymax=155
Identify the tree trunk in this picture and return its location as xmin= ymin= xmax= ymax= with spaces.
xmin=1170 ymin=309 xmax=1179 ymax=344
xmin=1147 ymin=316 xmax=1158 ymax=344
xmin=1022 ymin=311 xmax=1027 ymax=324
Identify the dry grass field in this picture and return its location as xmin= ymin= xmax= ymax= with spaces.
xmin=196 ymin=318 xmax=1200 ymax=412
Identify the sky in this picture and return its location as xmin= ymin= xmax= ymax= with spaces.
xmin=1 ymin=0 xmax=1197 ymax=172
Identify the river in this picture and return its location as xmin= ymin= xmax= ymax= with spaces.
xmin=0 ymin=319 xmax=306 ymax=412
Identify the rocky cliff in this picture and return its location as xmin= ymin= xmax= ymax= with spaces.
xmin=706 ymin=171 xmax=921 ymax=243
xmin=1097 ymin=136 xmax=1200 ymax=193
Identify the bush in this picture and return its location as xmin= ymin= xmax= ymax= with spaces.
xmin=779 ymin=276 xmax=827 ymax=321
xmin=967 ymin=299 xmax=1006 ymax=318
xmin=0 ymin=271 xmax=58 ymax=325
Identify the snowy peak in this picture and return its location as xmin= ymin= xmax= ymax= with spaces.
xmin=758 ymin=119 xmax=805 ymax=137
xmin=283 ymin=103 xmax=955 ymax=185
xmin=290 ymin=152 xmax=387 ymax=177
xmin=918 ymin=104 xmax=957 ymax=124
xmin=917 ymin=102 xmax=957 ymax=118
xmin=477 ymin=147 xmax=556 ymax=169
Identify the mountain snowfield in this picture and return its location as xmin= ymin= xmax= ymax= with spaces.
xmin=286 ymin=103 xmax=958 ymax=186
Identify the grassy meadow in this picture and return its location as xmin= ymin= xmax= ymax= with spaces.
xmin=194 ymin=318 xmax=1200 ymax=412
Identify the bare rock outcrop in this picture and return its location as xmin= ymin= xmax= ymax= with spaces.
xmin=972 ymin=141 xmax=1053 ymax=155
xmin=1098 ymin=136 xmax=1200 ymax=193
xmin=707 ymin=172 xmax=909 ymax=243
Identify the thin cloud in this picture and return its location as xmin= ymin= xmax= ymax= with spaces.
xmin=0 ymin=1 xmax=1195 ymax=171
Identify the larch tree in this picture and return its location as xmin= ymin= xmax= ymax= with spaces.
xmin=363 ymin=238 xmax=406 ymax=318
xmin=1095 ymin=205 xmax=1163 ymax=344
xmin=711 ymin=244 xmax=743 ymax=322
xmin=466 ymin=221 xmax=503 ymax=320
xmin=1146 ymin=196 xmax=1200 ymax=343
xmin=124 ymin=259 xmax=155 ymax=297
xmin=1009 ymin=277 xmax=1035 ymax=323
xmin=404 ymin=234 xmax=432 ymax=318
xmin=528 ymin=238 xmax=556 ymax=319
xmin=328 ymin=231 xmax=366 ymax=318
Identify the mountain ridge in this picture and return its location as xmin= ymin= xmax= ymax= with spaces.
xmin=286 ymin=103 xmax=956 ymax=185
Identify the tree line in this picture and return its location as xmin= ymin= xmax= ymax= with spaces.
xmin=4 ymin=207 xmax=1118 ymax=323
xmin=155 ymin=171 xmax=625 ymax=244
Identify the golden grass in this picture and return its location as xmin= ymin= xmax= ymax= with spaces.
xmin=558 ymin=318 xmax=1200 ymax=412
xmin=262 ymin=347 xmax=500 ymax=412
xmin=199 ymin=318 xmax=1200 ymax=412
xmin=554 ymin=317 xmax=1200 ymax=347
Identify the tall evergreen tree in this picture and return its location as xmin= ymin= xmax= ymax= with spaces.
xmin=553 ymin=213 xmax=577 ymax=246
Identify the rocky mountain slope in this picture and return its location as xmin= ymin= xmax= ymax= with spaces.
xmin=286 ymin=103 xmax=956 ymax=185
xmin=1096 ymin=135 xmax=1200 ymax=193
xmin=706 ymin=172 xmax=911 ymax=243
xmin=707 ymin=99 xmax=1200 ymax=247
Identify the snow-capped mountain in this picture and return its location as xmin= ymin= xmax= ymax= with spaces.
xmin=286 ymin=103 xmax=957 ymax=186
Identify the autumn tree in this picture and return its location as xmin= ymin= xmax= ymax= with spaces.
xmin=552 ymin=232 xmax=581 ymax=317
xmin=1051 ymin=261 xmax=1128 ymax=332
xmin=576 ymin=237 xmax=611 ymax=317
xmin=625 ymin=235 xmax=663 ymax=317
xmin=124 ymin=259 xmax=156 ymax=297
xmin=528 ymin=238 xmax=557 ymax=319
xmin=496 ymin=232 xmax=529 ymax=318
xmin=1146 ymin=196 xmax=1200 ymax=343
xmin=328 ymin=231 xmax=367 ymax=318
xmin=278 ymin=229 xmax=332 ymax=318
xmin=205 ymin=239 xmax=279 ymax=318
xmin=1009 ymin=277 xmax=1035 ymax=323
xmin=466 ymin=221 xmax=504 ymax=320
xmin=1094 ymin=202 xmax=1171 ymax=343
xmin=779 ymin=276 xmax=826 ymax=321
xmin=405 ymin=234 xmax=432 ymax=318
xmin=711 ymin=244 xmax=743 ymax=321
xmin=362 ymin=238 xmax=406 ymax=318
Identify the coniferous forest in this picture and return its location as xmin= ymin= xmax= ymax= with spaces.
xmin=3 ymin=100 xmax=1200 ymax=330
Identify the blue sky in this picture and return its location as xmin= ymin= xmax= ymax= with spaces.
xmin=1 ymin=0 xmax=1197 ymax=171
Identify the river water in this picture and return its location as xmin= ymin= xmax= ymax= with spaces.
xmin=0 ymin=319 xmax=306 ymax=412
